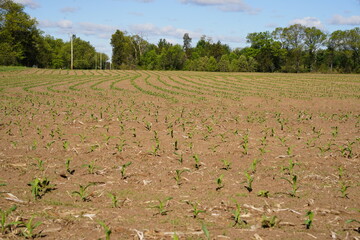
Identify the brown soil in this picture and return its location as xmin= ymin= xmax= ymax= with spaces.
xmin=0 ymin=69 xmax=359 ymax=239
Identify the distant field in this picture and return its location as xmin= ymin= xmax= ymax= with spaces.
xmin=0 ymin=69 xmax=359 ymax=239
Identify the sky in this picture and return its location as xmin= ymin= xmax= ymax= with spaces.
xmin=14 ymin=0 xmax=360 ymax=59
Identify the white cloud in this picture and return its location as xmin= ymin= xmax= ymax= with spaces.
xmin=39 ymin=20 xmax=117 ymax=39
xmin=179 ymin=0 xmax=259 ymax=14
xmin=289 ymin=17 xmax=324 ymax=29
xmin=130 ymin=23 xmax=201 ymax=39
xmin=330 ymin=15 xmax=360 ymax=25
xmin=39 ymin=20 xmax=73 ymax=29
xmin=77 ymin=22 xmax=118 ymax=38
xmin=13 ymin=0 xmax=40 ymax=9
xmin=61 ymin=7 xmax=80 ymax=13
xmin=130 ymin=23 xmax=244 ymax=46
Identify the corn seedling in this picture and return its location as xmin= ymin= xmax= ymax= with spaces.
xmin=21 ymin=216 xmax=42 ymax=238
xmin=339 ymin=181 xmax=350 ymax=198
xmin=72 ymin=183 xmax=95 ymax=201
xmin=193 ymin=154 xmax=201 ymax=170
xmin=261 ymin=215 xmax=278 ymax=228
xmin=144 ymin=121 xmax=152 ymax=131
xmin=216 ymin=174 xmax=224 ymax=191
xmin=120 ymin=161 xmax=132 ymax=179
xmin=63 ymin=140 xmax=70 ymax=151
xmin=89 ymin=144 xmax=100 ymax=153
xmin=173 ymin=140 xmax=179 ymax=151
xmin=65 ymin=157 xmax=74 ymax=175
xmin=244 ymin=171 xmax=254 ymax=193
xmin=97 ymin=220 xmax=112 ymax=240
xmin=115 ymin=139 xmax=126 ymax=153
xmin=174 ymin=152 xmax=183 ymax=164
xmin=281 ymin=175 xmax=299 ymax=197
xmin=249 ymin=159 xmax=260 ymax=174
xmin=186 ymin=201 xmax=205 ymax=218
xmin=257 ymin=190 xmax=269 ymax=198
xmin=34 ymin=157 xmax=44 ymax=171
xmin=331 ymin=126 xmax=338 ymax=137
xmin=150 ymin=197 xmax=173 ymax=215
xmin=45 ymin=140 xmax=55 ymax=150
xmin=232 ymin=201 xmax=246 ymax=227
xmin=28 ymin=177 xmax=56 ymax=200
xmin=242 ymin=142 xmax=249 ymax=155
xmin=108 ymin=193 xmax=118 ymax=208
xmin=149 ymin=143 xmax=160 ymax=156
xmin=286 ymin=146 xmax=293 ymax=156
xmin=1 ymin=205 xmax=19 ymax=234
xmin=208 ymin=144 xmax=219 ymax=153
xmin=221 ymin=159 xmax=231 ymax=170
xmin=173 ymin=169 xmax=189 ymax=186
xmin=78 ymin=133 xmax=87 ymax=143
xmin=281 ymin=159 xmax=298 ymax=176
xmin=82 ymin=160 xmax=97 ymax=174
xmin=339 ymin=141 xmax=355 ymax=158
xmin=278 ymin=136 xmax=287 ymax=146
xmin=304 ymin=211 xmax=314 ymax=229
xmin=201 ymin=222 xmax=210 ymax=240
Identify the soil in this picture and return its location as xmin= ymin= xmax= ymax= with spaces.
xmin=0 ymin=69 xmax=359 ymax=239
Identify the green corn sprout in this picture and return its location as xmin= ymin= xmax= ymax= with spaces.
xmin=244 ymin=171 xmax=254 ymax=193
xmin=72 ymin=183 xmax=95 ymax=201
xmin=97 ymin=220 xmax=112 ymax=240
xmin=28 ymin=177 xmax=56 ymax=200
xmin=82 ymin=160 xmax=97 ymax=174
xmin=257 ymin=190 xmax=269 ymax=198
xmin=186 ymin=201 xmax=205 ymax=218
xmin=232 ymin=201 xmax=246 ymax=227
xmin=304 ymin=211 xmax=314 ymax=229
xmin=193 ymin=154 xmax=201 ymax=169
xmin=150 ymin=197 xmax=173 ymax=215
xmin=65 ymin=157 xmax=74 ymax=174
xmin=34 ymin=157 xmax=44 ymax=171
xmin=120 ymin=161 xmax=132 ymax=179
xmin=173 ymin=169 xmax=189 ymax=186
xmin=261 ymin=215 xmax=278 ymax=228
xmin=1 ymin=205 xmax=19 ymax=234
xmin=281 ymin=175 xmax=299 ymax=197
xmin=201 ymin=222 xmax=210 ymax=240
xmin=21 ymin=216 xmax=42 ymax=238
xmin=115 ymin=139 xmax=126 ymax=152
xmin=108 ymin=193 xmax=118 ymax=208
xmin=216 ymin=174 xmax=224 ymax=191
xmin=221 ymin=159 xmax=231 ymax=170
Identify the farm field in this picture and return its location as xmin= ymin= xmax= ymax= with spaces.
xmin=0 ymin=69 xmax=359 ymax=239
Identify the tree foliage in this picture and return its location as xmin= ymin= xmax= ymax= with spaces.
xmin=0 ymin=0 xmax=108 ymax=69
xmin=1 ymin=0 xmax=359 ymax=73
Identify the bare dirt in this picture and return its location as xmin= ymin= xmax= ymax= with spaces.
xmin=0 ymin=69 xmax=359 ymax=239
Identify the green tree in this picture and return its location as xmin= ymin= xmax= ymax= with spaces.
xmin=61 ymin=36 xmax=96 ymax=69
xmin=303 ymin=27 xmax=326 ymax=71
xmin=0 ymin=0 xmax=42 ymax=66
xmin=159 ymin=44 xmax=185 ymax=70
xmin=206 ymin=56 xmax=218 ymax=71
xmin=111 ymin=30 xmax=136 ymax=69
xmin=274 ymin=24 xmax=305 ymax=72
xmin=218 ymin=54 xmax=230 ymax=72
xmin=183 ymin=33 xmax=192 ymax=59
xmin=246 ymin=31 xmax=284 ymax=72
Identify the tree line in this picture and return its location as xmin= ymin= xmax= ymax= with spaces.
xmin=0 ymin=0 xmax=108 ymax=69
xmin=1 ymin=0 xmax=359 ymax=73
xmin=111 ymin=25 xmax=360 ymax=73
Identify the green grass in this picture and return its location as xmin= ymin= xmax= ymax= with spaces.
xmin=0 ymin=66 xmax=28 ymax=72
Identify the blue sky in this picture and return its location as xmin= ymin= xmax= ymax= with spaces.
xmin=14 ymin=0 xmax=360 ymax=58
